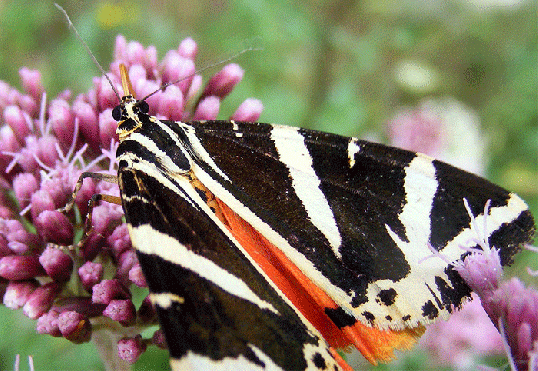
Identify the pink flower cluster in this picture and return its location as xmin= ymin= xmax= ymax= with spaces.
xmin=454 ymin=246 xmax=538 ymax=371
xmin=0 ymin=35 xmax=262 ymax=364
xmin=420 ymin=293 xmax=504 ymax=369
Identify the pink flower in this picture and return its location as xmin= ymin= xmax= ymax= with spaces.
xmin=201 ymin=63 xmax=244 ymax=99
xmin=103 ymin=299 xmax=136 ymax=326
xmin=387 ymin=98 xmax=485 ymax=175
xmin=0 ymin=34 xmax=263 ymax=363
xmin=420 ymin=293 xmax=504 ymax=369
xmin=490 ymin=278 xmax=538 ymax=370
xmin=117 ymin=335 xmax=147 ymax=364
xmin=449 ymin=201 xmax=538 ymax=370
xmin=78 ymin=261 xmax=103 ymax=292
xmin=58 ymin=310 xmax=92 ymax=343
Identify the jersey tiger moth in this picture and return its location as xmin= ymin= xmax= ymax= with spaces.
xmin=106 ymin=61 xmax=534 ymax=370
xmin=3 ymin=7 xmax=534 ymax=370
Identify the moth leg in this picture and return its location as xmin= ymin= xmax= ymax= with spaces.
xmin=59 ymin=172 xmax=118 ymax=213
xmin=58 ymin=172 xmax=121 ymax=247
xmin=75 ymin=193 xmax=122 ymax=244
xmin=74 ymin=193 xmax=122 ymax=250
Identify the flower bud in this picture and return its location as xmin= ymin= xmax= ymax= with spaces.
xmin=13 ymin=172 xmax=39 ymax=209
xmin=48 ymin=98 xmax=74 ymax=149
xmin=92 ymin=279 xmax=131 ymax=305
xmin=35 ymin=211 xmax=74 ymax=245
xmin=58 ymin=310 xmax=92 ymax=344
xmin=4 ymin=105 xmax=30 ymax=143
xmin=23 ymin=282 xmax=62 ymax=319
xmin=73 ymin=101 xmax=99 ymax=151
xmin=36 ymin=309 xmax=62 ymax=337
xmin=161 ymin=50 xmax=195 ymax=95
xmin=78 ymin=261 xmax=103 ymax=292
xmin=129 ymin=264 xmax=146 ymax=288
xmin=117 ymin=335 xmax=146 ymax=364
xmin=0 ymin=255 xmax=45 ymax=280
xmin=103 ymin=299 xmax=136 ymax=326
xmin=3 ymin=280 xmax=38 ymax=309
xmin=157 ymin=85 xmax=184 ymax=121
xmin=107 ymin=224 xmax=132 ymax=259
xmin=19 ymin=67 xmax=44 ymax=102
xmin=202 ymin=63 xmax=244 ymax=99
xmin=193 ymin=96 xmax=220 ymax=121
xmin=39 ymin=244 xmax=73 ymax=282
xmin=30 ymin=190 xmax=56 ymax=221
xmin=116 ymin=250 xmax=138 ymax=282
xmin=231 ymin=98 xmax=263 ymax=122
xmin=178 ymin=37 xmax=197 ymax=60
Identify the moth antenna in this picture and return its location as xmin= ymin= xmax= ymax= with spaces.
xmin=141 ymin=39 xmax=263 ymax=102
xmin=54 ymin=3 xmax=121 ymax=101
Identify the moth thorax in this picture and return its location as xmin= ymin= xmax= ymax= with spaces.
xmin=116 ymin=118 xmax=143 ymax=141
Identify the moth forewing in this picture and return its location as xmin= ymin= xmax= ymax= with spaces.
xmin=176 ymin=119 xmax=534 ymax=328
xmin=110 ymin=58 xmax=534 ymax=370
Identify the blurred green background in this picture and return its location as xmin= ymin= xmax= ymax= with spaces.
xmin=0 ymin=0 xmax=536 ymax=370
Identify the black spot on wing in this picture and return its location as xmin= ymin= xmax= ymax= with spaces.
xmin=421 ymin=300 xmax=439 ymax=320
xmin=489 ymin=209 xmax=535 ymax=265
xmin=312 ymin=353 xmax=326 ymax=369
xmin=362 ymin=311 xmax=375 ymax=324
xmin=434 ymin=269 xmax=471 ymax=311
xmin=377 ymin=288 xmax=397 ymax=306
xmin=325 ymin=307 xmax=357 ymax=329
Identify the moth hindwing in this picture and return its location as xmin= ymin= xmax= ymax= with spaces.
xmin=111 ymin=63 xmax=534 ymax=370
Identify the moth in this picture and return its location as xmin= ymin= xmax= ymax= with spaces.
xmin=54 ymin=6 xmax=534 ymax=367
xmin=105 ymin=64 xmax=533 ymax=370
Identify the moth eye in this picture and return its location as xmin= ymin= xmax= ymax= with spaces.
xmin=112 ymin=105 xmax=122 ymax=121
xmin=139 ymin=101 xmax=149 ymax=114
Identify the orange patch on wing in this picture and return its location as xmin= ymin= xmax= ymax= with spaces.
xmin=214 ymin=198 xmax=425 ymax=365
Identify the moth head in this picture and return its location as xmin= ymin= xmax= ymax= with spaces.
xmin=112 ymin=98 xmax=149 ymax=121
xmin=115 ymin=63 xmax=148 ymax=141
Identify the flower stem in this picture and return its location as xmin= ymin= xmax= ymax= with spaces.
xmin=92 ymin=328 xmax=132 ymax=371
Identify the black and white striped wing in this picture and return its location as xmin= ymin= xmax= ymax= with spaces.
xmin=111 ymin=57 xmax=533 ymax=369
xmin=117 ymin=127 xmax=345 ymax=370
xmin=178 ymin=120 xmax=534 ymax=329
xmin=116 ymin=108 xmax=533 ymax=368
